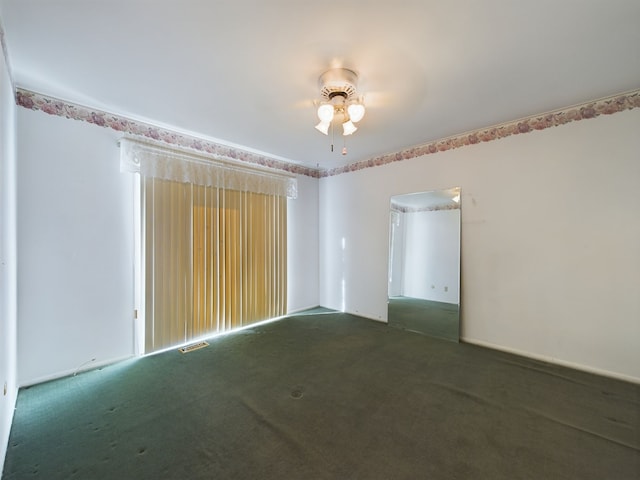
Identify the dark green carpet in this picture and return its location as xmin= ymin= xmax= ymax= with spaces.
xmin=389 ymin=296 xmax=460 ymax=342
xmin=3 ymin=313 xmax=639 ymax=479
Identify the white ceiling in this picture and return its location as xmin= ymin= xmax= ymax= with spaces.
xmin=1 ymin=0 xmax=639 ymax=170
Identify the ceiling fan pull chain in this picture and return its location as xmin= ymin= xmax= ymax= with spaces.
xmin=331 ymin=120 xmax=334 ymax=152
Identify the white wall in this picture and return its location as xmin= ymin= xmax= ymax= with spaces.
xmin=11 ymin=96 xmax=639 ymax=387
xmin=320 ymin=109 xmax=640 ymax=382
xmin=0 ymin=26 xmax=18 ymax=473
xmin=287 ymin=173 xmax=319 ymax=313
xmin=319 ymin=166 xmax=391 ymax=321
xmin=16 ymin=107 xmax=320 ymax=385
xmin=402 ymin=209 xmax=460 ymax=304
xmin=17 ymin=109 xmax=136 ymax=385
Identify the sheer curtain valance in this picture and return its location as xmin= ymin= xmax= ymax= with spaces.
xmin=120 ymin=138 xmax=297 ymax=199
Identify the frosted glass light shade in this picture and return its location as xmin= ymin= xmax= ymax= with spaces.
xmin=317 ymin=104 xmax=334 ymax=122
xmin=315 ymin=120 xmax=330 ymax=135
xmin=342 ymin=120 xmax=357 ymax=136
xmin=347 ymin=103 xmax=365 ymax=123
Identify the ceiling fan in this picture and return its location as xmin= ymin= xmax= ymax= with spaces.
xmin=311 ymin=67 xmax=367 ymax=155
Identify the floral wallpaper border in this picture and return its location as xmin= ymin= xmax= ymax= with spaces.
xmin=321 ymin=89 xmax=640 ymax=177
xmin=15 ymin=87 xmax=640 ymax=179
xmin=15 ymin=88 xmax=319 ymax=178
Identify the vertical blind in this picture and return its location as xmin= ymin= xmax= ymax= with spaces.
xmin=121 ymin=139 xmax=294 ymax=354
xmin=144 ymin=179 xmax=287 ymax=352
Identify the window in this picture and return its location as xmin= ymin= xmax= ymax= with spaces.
xmin=121 ymin=139 xmax=295 ymax=353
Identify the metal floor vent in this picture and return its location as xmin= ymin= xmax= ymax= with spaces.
xmin=178 ymin=341 xmax=209 ymax=354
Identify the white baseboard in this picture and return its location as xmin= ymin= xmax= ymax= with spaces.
xmin=19 ymin=354 xmax=136 ymax=388
xmin=0 ymin=386 xmax=18 ymax=475
xmin=461 ymin=337 xmax=639 ymax=385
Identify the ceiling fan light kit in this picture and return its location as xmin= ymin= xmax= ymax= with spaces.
xmin=314 ymin=68 xmax=366 ymax=154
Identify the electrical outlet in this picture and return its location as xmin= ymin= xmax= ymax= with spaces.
xmin=444 ymin=286 xmax=448 ymax=292
xmin=3 ymin=382 xmax=7 ymax=396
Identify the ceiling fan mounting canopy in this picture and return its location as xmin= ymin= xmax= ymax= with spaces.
xmin=318 ymin=68 xmax=359 ymax=101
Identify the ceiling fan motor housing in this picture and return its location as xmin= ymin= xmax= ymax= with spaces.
xmin=318 ymin=68 xmax=359 ymax=101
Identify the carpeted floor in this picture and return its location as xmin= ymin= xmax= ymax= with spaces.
xmin=3 ymin=313 xmax=639 ymax=479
